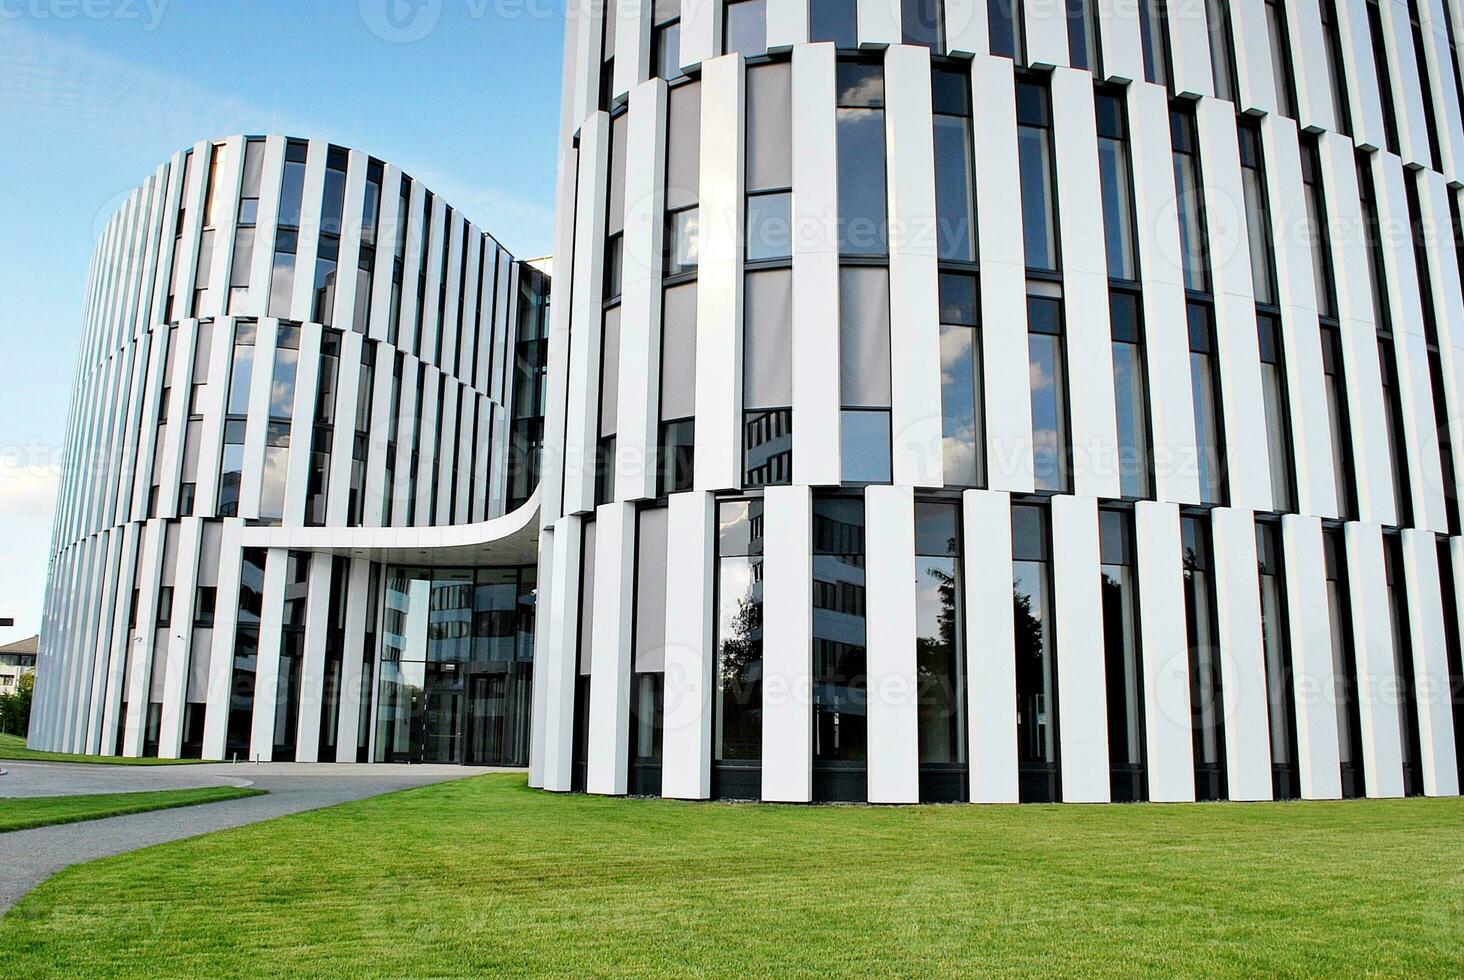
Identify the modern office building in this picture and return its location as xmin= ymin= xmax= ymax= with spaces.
xmin=29 ymin=136 xmax=549 ymax=764
xmin=30 ymin=0 xmax=1464 ymax=804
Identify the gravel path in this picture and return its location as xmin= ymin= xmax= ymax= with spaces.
xmin=0 ymin=761 xmax=512 ymax=913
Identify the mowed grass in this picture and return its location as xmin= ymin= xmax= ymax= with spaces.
xmin=0 ymin=733 xmax=204 ymax=765
xmin=2 ymin=774 xmax=1461 ymax=977
xmin=0 ymin=786 xmax=262 ymax=833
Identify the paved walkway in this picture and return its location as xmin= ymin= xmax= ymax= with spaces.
xmin=0 ymin=761 xmax=510 ymax=913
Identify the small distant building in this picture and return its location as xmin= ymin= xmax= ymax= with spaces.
xmin=0 ymin=635 xmax=37 ymax=695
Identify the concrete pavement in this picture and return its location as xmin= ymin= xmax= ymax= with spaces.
xmin=0 ymin=761 xmax=512 ymax=913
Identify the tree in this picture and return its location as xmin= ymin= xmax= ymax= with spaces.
xmin=0 ymin=671 xmax=33 ymax=737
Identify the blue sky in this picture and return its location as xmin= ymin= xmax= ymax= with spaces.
xmin=0 ymin=1 xmax=564 ymax=645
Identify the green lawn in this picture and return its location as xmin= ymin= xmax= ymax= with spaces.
xmin=0 ymin=786 xmax=262 ymax=833
xmin=2 ymin=775 xmax=1460 ymax=976
xmin=0 ymin=733 xmax=205 ymax=765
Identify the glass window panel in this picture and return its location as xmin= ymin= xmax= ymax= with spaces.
xmin=747 ymin=62 xmax=792 ymax=192
xmin=1028 ymin=298 xmax=1068 ymax=492
xmin=915 ymin=500 xmax=960 ymax=556
xmin=746 ymin=192 xmax=792 ymax=262
xmin=940 ymin=324 xmax=982 ymax=487
xmin=744 ymin=268 xmax=793 ymax=409
xmin=659 ymin=418 xmax=695 ymax=495
xmin=665 ymin=82 xmax=701 ymax=210
xmin=1067 ymin=0 xmax=1099 ymax=70
xmin=1017 ymin=106 xmax=1058 ymax=272
xmin=1014 ymin=554 xmax=1056 ymax=765
xmin=723 ymin=0 xmax=767 ymax=57
xmin=716 ymin=499 xmax=763 ymax=760
xmin=988 ymin=0 xmax=1019 ymax=58
xmin=270 ymin=343 xmax=299 ymax=419
xmin=840 ymin=409 xmax=892 ymax=483
xmin=660 ymin=282 xmax=698 ymax=420
xmin=1256 ymin=523 xmax=1295 ymax=769
xmin=837 ymin=106 xmax=888 ymax=255
xmin=810 ymin=0 xmax=858 ymax=47
xmin=933 ymin=113 xmax=976 ymax=262
xmin=1096 ymin=101 xmax=1138 ymax=282
xmin=901 ymin=0 xmax=942 ymax=48
xmin=268 ymin=251 xmax=295 ymax=319
xmin=917 ymin=552 xmax=964 ymax=763
xmin=666 ymin=207 xmax=700 ymax=275
xmin=654 ymin=21 xmax=683 ymax=81
xmin=744 ymin=409 xmax=792 ymax=488
xmin=839 ymin=266 xmax=891 ymax=407
xmin=812 ymin=495 xmax=866 ymax=762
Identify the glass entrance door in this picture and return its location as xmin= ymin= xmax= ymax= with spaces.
xmin=423 ymin=688 xmax=463 ymax=764
xmin=467 ymin=674 xmax=507 ymax=765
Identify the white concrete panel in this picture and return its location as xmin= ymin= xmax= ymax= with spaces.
xmin=1262 ymin=117 xmax=1338 ymax=520
xmin=287 ymin=141 xmax=328 ymax=321
xmin=1400 ymin=530 xmax=1461 ymax=796
xmin=1231 ymin=0 xmax=1278 ymax=115
xmin=1421 ymin=0 xmax=1464 ymax=182
xmin=1128 ymin=81 xmax=1201 ymax=506
xmin=1290 ymin=0 xmax=1337 ymax=132
xmin=121 ymin=520 xmax=163 ymax=757
xmin=964 ymin=489 xmax=1019 ymax=802
xmin=326 ymin=330 xmax=364 ymax=526
xmin=1023 ymin=0 xmax=1068 ymax=67
xmin=762 ymin=485 xmax=813 ymax=802
xmin=1418 ymin=171 xmax=1464 ymax=509
xmin=156 ymin=517 xmax=202 ymax=759
xmin=292 ymin=553 xmax=334 ymax=763
xmin=1373 ymin=154 xmax=1448 ymax=532
xmin=541 ymin=516 xmax=584 ymax=791
xmin=864 ymin=485 xmax=920 ymax=803
xmin=1338 ymin=0 xmax=1390 ymax=151
xmin=1282 ymin=514 xmax=1344 ymax=800
xmin=1197 ymin=100 xmax=1271 ymax=512
xmin=200 ymin=521 xmax=241 ymax=760
xmin=333 ymin=558 xmax=372 ymax=761
xmin=1096 ymin=0 xmax=1144 ymax=81
xmin=1210 ymin=507 xmax=1274 ymax=801
xmin=283 ymin=323 xmax=322 ymax=528
xmin=680 ymin=0 xmax=717 ymax=69
xmin=563 ymin=115 xmax=610 ymax=516
xmin=248 ymin=547 xmax=289 ymax=763
xmin=944 ymin=0 xmax=989 ymax=54
xmin=661 ymin=491 xmax=716 ymax=800
xmin=1169 ymin=0 xmax=1216 ymax=98
xmin=1344 ymin=522 xmax=1405 ymax=797
xmin=792 ymin=43 xmax=843 ymax=487
xmin=766 ymin=0 xmax=808 ymax=48
xmin=1317 ymin=133 xmax=1394 ymax=525
xmin=613 ymin=0 xmax=649 ymax=99
xmin=239 ymin=316 xmax=280 ymax=521
xmin=617 ymin=79 xmax=668 ymax=502
xmin=857 ymin=0 xmax=901 ymax=45
xmin=1135 ymin=501 xmax=1195 ymax=802
xmin=1052 ymin=68 xmax=1120 ymax=500
xmin=1051 ymin=494 xmax=1110 ymax=803
xmin=694 ymin=55 xmax=745 ymax=492
xmin=972 ymin=56 xmax=1033 ymax=492
xmin=587 ymin=502 xmax=637 ymax=795
xmin=1377 ymin=0 xmax=1430 ymax=168
xmin=885 ymin=45 xmax=944 ymax=488
xmin=529 ymin=530 xmax=555 ymax=787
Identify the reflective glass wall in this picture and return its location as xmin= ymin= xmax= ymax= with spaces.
xmin=374 ymin=565 xmax=536 ymax=765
